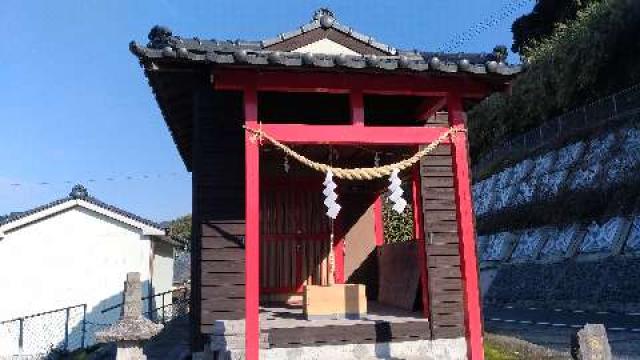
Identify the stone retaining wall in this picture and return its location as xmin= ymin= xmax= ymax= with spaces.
xmin=475 ymin=121 xmax=640 ymax=312
xmin=473 ymin=122 xmax=640 ymax=232
xmin=484 ymin=257 xmax=640 ymax=313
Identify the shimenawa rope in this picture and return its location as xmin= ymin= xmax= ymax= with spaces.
xmin=244 ymin=125 xmax=466 ymax=180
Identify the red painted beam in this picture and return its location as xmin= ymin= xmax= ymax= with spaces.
xmin=244 ymin=87 xmax=260 ymax=360
xmin=448 ymin=94 xmax=484 ymax=360
xmin=258 ymin=124 xmax=452 ymax=145
xmin=411 ymin=168 xmax=430 ymax=320
xmin=213 ymin=69 xmax=492 ymax=98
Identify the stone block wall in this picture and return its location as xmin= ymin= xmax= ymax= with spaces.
xmin=474 ymin=121 xmax=640 ymax=311
xmin=473 ymin=124 xmax=640 ymax=222
xmin=485 ymin=258 xmax=640 ymax=312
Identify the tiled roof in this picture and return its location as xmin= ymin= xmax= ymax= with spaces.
xmin=0 ymin=185 xmax=164 ymax=231
xmin=129 ymin=9 xmax=522 ymax=77
xmin=262 ymin=8 xmax=397 ymax=55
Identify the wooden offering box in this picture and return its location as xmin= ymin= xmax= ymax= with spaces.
xmin=303 ymin=284 xmax=367 ymax=320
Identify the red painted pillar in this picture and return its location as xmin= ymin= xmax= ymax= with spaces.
xmin=448 ymin=93 xmax=484 ymax=360
xmin=350 ymin=89 xmax=365 ymax=126
xmin=411 ymin=168 xmax=430 ymax=319
xmin=333 ymin=218 xmax=345 ymax=284
xmin=244 ymin=87 xmax=260 ymax=360
xmin=373 ymin=196 xmax=384 ymax=246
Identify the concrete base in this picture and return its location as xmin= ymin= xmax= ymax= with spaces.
xmin=260 ymin=338 xmax=467 ymax=360
xmin=207 ymin=338 xmax=467 ymax=360
xmin=115 ymin=341 xmax=147 ymax=360
xmin=204 ymin=305 xmax=464 ymax=359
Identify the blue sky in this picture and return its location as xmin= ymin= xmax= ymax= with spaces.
xmin=0 ymin=0 xmax=533 ymax=222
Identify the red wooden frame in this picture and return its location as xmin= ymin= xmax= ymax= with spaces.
xmin=449 ymin=94 xmax=484 ymax=360
xmin=373 ymin=196 xmax=384 ymax=247
xmin=244 ymin=87 xmax=260 ymax=360
xmin=333 ymin=217 xmax=346 ymax=284
xmin=256 ymin=124 xmax=452 ymax=145
xmin=350 ymin=89 xmax=365 ymax=127
xmin=239 ymin=69 xmax=488 ymax=360
xmin=214 ymin=68 xmax=495 ymax=98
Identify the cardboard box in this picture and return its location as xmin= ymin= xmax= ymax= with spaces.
xmin=303 ymin=284 xmax=367 ymax=319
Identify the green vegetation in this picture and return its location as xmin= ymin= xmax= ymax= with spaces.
xmin=469 ymin=0 xmax=640 ymax=160
xmin=484 ymin=334 xmax=569 ymax=360
xmin=167 ymin=214 xmax=192 ymax=249
xmin=512 ymin=0 xmax=601 ymax=55
xmin=382 ymin=190 xmax=415 ymax=243
xmin=485 ymin=341 xmax=520 ymax=360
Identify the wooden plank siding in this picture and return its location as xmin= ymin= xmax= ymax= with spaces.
xmin=193 ymin=88 xmax=247 ymax=336
xmin=259 ymin=186 xmax=332 ymax=294
xmin=419 ymin=144 xmax=466 ymax=339
xmin=265 ymin=321 xmax=432 ymax=348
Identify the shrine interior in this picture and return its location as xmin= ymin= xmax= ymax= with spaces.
xmin=256 ymin=92 xmax=434 ymax=335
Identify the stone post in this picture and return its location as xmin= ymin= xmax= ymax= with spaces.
xmin=571 ymin=324 xmax=612 ymax=360
xmin=96 ymin=272 xmax=163 ymax=360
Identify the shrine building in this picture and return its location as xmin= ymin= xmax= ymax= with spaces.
xmin=130 ymin=8 xmax=521 ymax=360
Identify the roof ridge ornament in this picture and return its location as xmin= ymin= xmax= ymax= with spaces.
xmin=147 ymin=25 xmax=173 ymax=48
xmin=313 ymin=8 xmax=335 ymax=20
xmin=313 ymin=8 xmax=336 ymax=29
xmin=148 ymin=25 xmax=172 ymax=41
xmin=69 ymin=184 xmax=89 ymax=199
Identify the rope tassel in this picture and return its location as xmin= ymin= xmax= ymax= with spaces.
xmin=323 ymin=170 xmax=341 ymax=219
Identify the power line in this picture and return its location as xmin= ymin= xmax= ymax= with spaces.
xmin=438 ymin=0 xmax=533 ymax=53
xmin=2 ymin=172 xmax=189 ymax=189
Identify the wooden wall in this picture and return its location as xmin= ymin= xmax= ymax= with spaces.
xmin=377 ymin=241 xmax=420 ymax=311
xmin=189 ymin=87 xmax=468 ymax=347
xmin=420 ymin=144 xmax=467 ymax=339
xmin=341 ymin=192 xmax=380 ymax=300
xmin=266 ymin=321 xmax=432 ymax=348
xmin=193 ymin=88 xmax=247 ymax=342
xmin=260 ymin=185 xmax=332 ymax=295
xmin=343 ymin=202 xmax=376 ymax=281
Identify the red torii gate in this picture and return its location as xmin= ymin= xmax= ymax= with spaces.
xmin=215 ymin=69 xmax=486 ymax=360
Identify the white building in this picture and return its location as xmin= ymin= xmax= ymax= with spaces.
xmin=0 ymin=185 xmax=177 ymax=355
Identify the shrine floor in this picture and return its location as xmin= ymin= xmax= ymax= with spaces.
xmin=207 ymin=303 xmax=467 ymax=359
xmin=259 ymin=301 xmax=431 ymax=348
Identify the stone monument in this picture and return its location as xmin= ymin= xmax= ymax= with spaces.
xmin=571 ymin=324 xmax=612 ymax=360
xmin=96 ymin=272 xmax=164 ymax=360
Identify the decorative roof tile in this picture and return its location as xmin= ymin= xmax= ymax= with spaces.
xmin=130 ymin=9 xmax=522 ymax=77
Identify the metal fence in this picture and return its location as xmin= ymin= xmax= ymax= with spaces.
xmin=100 ymin=285 xmax=191 ymax=325
xmin=475 ymin=83 xmax=640 ymax=177
xmin=147 ymin=286 xmax=190 ymax=324
xmin=0 ymin=304 xmax=87 ymax=357
xmin=0 ymin=286 xmax=190 ymax=358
